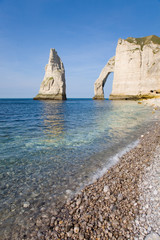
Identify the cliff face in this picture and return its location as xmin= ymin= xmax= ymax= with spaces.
xmin=94 ymin=35 xmax=160 ymax=100
xmin=34 ymin=49 xmax=66 ymax=100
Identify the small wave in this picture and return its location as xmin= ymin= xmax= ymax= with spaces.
xmin=68 ymin=139 xmax=139 ymax=200
xmin=70 ymin=139 xmax=140 ymax=197
xmin=90 ymin=139 xmax=139 ymax=183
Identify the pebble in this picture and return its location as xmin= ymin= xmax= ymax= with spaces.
xmin=79 ymin=232 xmax=84 ymax=240
xmin=99 ymin=214 xmax=103 ymax=222
xmin=76 ymin=198 xmax=81 ymax=206
xmin=36 ymin=219 xmax=42 ymax=227
xmin=67 ymin=230 xmax=73 ymax=237
xmin=137 ymin=144 xmax=142 ymax=148
xmin=66 ymin=189 xmax=72 ymax=195
xmin=103 ymin=185 xmax=110 ymax=193
xmin=74 ymin=225 xmax=79 ymax=234
xmin=145 ymin=232 xmax=160 ymax=240
xmin=153 ymin=190 xmax=158 ymax=195
xmin=23 ymin=202 xmax=30 ymax=208
xmin=108 ymin=232 xmax=112 ymax=238
xmin=117 ymin=193 xmax=123 ymax=201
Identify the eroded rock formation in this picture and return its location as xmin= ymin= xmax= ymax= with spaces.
xmin=93 ymin=35 xmax=160 ymax=100
xmin=93 ymin=56 xmax=115 ymax=99
xmin=34 ymin=49 xmax=66 ymax=100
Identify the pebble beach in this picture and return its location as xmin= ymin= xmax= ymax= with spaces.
xmin=24 ymin=117 xmax=160 ymax=239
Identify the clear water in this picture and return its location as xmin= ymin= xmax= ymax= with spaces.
xmin=0 ymin=98 xmax=159 ymax=238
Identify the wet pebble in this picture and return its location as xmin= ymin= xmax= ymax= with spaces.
xmin=23 ymin=202 xmax=30 ymax=208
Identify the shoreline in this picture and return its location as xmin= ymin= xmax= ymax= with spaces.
xmin=25 ymin=120 xmax=160 ymax=240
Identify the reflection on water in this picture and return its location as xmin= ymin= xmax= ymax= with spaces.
xmin=0 ymin=98 xmax=160 ymax=239
xmin=41 ymin=101 xmax=65 ymax=140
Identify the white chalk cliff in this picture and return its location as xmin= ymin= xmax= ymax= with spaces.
xmin=34 ymin=49 xmax=66 ymax=100
xmin=93 ymin=35 xmax=160 ymax=100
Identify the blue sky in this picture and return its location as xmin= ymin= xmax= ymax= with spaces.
xmin=0 ymin=0 xmax=160 ymax=98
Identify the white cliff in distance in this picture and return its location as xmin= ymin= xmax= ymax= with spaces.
xmin=93 ymin=35 xmax=160 ymax=100
xmin=34 ymin=48 xmax=66 ymax=100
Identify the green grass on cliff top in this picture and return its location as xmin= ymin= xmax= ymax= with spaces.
xmin=126 ymin=35 xmax=160 ymax=47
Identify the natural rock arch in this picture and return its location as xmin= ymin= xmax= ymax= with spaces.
xmin=93 ymin=56 xmax=115 ymax=100
xmin=93 ymin=35 xmax=160 ymax=100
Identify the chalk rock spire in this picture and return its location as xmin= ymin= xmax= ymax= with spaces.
xmin=34 ymin=49 xmax=66 ymax=100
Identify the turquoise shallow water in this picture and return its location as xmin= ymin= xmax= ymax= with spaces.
xmin=0 ymin=98 xmax=159 ymax=237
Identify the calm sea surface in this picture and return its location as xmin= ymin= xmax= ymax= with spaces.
xmin=0 ymin=98 xmax=159 ymax=238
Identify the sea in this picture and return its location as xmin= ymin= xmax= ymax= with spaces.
xmin=0 ymin=98 xmax=159 ymax=238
